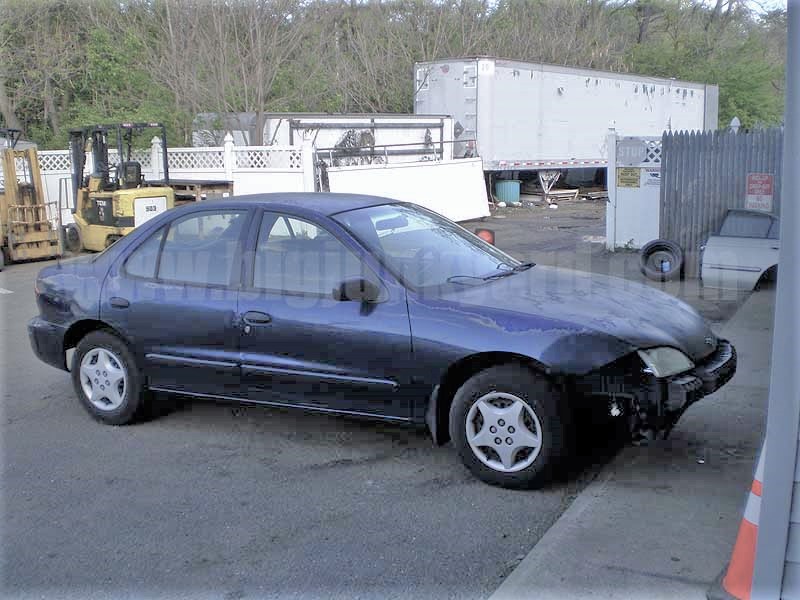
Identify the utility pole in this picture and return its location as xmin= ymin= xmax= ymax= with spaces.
xmin=751 ymin=0 xmax=800 ymax=597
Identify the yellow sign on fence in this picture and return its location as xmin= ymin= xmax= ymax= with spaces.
xmin=617 ymin=167 xmax=641 ymax=188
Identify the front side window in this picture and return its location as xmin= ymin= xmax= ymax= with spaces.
xmin=333 ymin=203 xmax=522 ymax=288
xmin=253 ymin=213 xmax=367 ymax=295
xmin=157 ymin=210 xmax=247 ymax=286
xmin=768 ymin=220 xmax=780 ymax=240
xmin=719 ymin=212 xmax=773 ymax=238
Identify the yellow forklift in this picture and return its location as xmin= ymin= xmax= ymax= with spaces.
xmin=0 ymin=128 xmax=61 ymax=271
xmin=65 ymin=123 xmax=177 ymax=252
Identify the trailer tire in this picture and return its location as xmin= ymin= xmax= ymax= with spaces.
xmin=640 ymin=239 xmax=683 ymax=281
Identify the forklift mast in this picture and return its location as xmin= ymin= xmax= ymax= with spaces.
xmin=68 ymin=130 xmax=86 ymax=213
xmin=0 ymin=128 xmax=22 ymax=149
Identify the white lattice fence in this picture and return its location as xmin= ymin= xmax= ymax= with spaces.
xmin=234 ymin=147 xmax=303 ymax=170
xmin=37 ymin=151 xmax=72 ymax=172
xmin=643 ymin=140 xmax=662 ymax=164
xmin=168 ymin=148 xmax=225 ymax=171
xmin=130 ymin=149 xmax=152 ymax=169
xmin=31 ymin=137 xmax=315 ymax=210
xmin=37 ymin=149 xmax=152 ymax=172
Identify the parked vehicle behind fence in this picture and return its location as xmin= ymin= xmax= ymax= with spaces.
xmin=700 ymin=209 xmax=780 ymax=290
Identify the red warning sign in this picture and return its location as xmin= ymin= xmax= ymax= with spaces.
xmin=745 ymin=173 xmax=774 ymax=212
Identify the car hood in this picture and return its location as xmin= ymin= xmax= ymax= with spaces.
xmin=436 ymin=265 xmax=717 ymax=362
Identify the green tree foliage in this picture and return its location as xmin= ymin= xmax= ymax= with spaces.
xmin=623 ymin=0 xmax=784 ymax=127
xmin=63 ymin=27 xmax=184 ymax=144
xmin=0 ymin=0 xmax=787 ymax=148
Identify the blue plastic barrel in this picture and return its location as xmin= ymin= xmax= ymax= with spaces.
xmin=495 ymin=180 xmax=521 ymax=204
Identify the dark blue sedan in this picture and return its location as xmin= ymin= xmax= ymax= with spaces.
xmin=29 ymin=193 xmax=736 ymax=488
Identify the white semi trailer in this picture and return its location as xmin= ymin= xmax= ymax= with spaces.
xmin=414 ymin=57 xmax=718 ymax=174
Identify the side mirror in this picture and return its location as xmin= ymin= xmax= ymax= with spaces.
xmin=332 ymin=278 xmax=381 ymax=303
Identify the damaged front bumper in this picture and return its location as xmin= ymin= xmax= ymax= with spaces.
xmin=662 ymin=340 xmax=736 ymax=412
xmin=575 ymin=339 xmax=737 ymax=436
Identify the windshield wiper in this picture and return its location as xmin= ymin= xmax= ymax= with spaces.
xmin=447 ymin=262 xmax=536 ymax=285
xmin=483 ymin=261 xmax=536 ymax=280
xmin=511 ymin=261 xmax=536 ymax=272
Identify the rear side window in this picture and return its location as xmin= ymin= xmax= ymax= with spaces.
xmin=157 ymin=211 xmax=247 ymax=286
xmin=124 ymin=228 xmax=165 ymax=279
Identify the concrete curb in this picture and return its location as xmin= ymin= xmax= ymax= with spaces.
xmin=488 ymin=457 xmax=619 ymax=600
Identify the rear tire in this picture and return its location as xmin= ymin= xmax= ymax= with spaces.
xmin=449 ymin=364 xmax=571 ymax=489
xmin=71 ymin=330 xmax=149 ymax=425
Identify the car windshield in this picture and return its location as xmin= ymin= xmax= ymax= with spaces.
xmin=333 ymin=203 xmax=526 ymax=288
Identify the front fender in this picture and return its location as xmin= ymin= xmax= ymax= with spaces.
xmin=408 ymin=294 xmax=636 ymax=383
xmin=538 ymin=331 xmax=637 ymax=375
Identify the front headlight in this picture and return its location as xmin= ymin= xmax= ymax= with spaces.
xmin=637 ymin=347 xmax=695 ymax=378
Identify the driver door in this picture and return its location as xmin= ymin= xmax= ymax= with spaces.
xmin=237 ymin=210 xmax=413 ymax=419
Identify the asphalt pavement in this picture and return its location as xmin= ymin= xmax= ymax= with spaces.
xmin=1 ymin=259 xmax=610 ymax=600
xmin=1 ymin=199 xmax=756 ymax=599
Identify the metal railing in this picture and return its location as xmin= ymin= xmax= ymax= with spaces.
xmin=313 ymin=139 xmax=476 ymax=191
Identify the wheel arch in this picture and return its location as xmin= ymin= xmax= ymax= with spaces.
xmin=426 ymin=351 xmax=551 ymax=446
xmin=755 ymin=264 xmax=778 ymax=289
xmin=63 ymin=319 xmax=126 ymax=354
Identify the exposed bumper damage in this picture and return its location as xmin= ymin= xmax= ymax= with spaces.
xmin=575 ymin=339 xmax=737 ymax=439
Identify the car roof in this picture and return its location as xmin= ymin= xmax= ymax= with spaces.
xmin=187 ymin=192 xmax=397 ymax=216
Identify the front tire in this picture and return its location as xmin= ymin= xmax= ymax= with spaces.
xmin=71 ymin=330 xmax=148 ymax=425
xmin=449 ymin=364 xmax=571 ymax=489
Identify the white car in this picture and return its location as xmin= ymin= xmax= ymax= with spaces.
xmin=700 ymin=209 xmax=779 ymax=290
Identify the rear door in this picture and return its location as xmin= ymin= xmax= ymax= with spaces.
xmin=236 ymin=210 xmax=413 ymax=419
xmin=101 ymin=208 xmax=251 ymax=397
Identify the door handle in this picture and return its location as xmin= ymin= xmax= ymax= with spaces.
xmin=109 ymin=297 xmax=130 ymax=309
xmin=242 ymin=311 xmax=272 ymax=325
